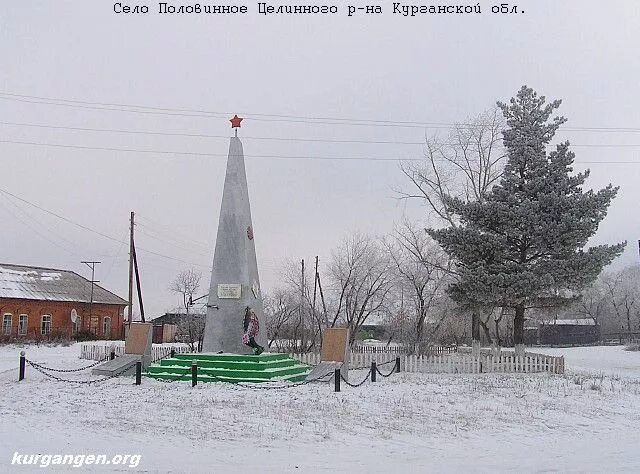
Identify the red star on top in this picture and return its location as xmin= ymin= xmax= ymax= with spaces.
xmin=230 ymin=115 xmax=243 ymax=128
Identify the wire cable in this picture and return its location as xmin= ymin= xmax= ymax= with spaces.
xmin=3 ymin=91 xmax=640 ymax=132
xmin=0 ymin=187 xmax=209 ymax=268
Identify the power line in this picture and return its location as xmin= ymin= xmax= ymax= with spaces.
xmin=136 ymin=226 xmax=212 ymax=258
xmin=2 ymin=91 xmax=640 ymax=132
xmin=136 ymin=216 xmax=212 ymax=249
xmin=3 ymin=120 xmax=640 ymax=147
xmin=0 ymin=187 xmax=210 ymax=268
xmin=0 ymin=120 xmax=424 ymax=145
xmin=0 ymin=139 xmax=434 ymax=160
xmin=0 ymin=196 xmax=84 ymax=257
xmin=1 ymin=138 xmax=638 ymax=163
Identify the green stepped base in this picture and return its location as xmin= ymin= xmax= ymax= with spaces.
xmin=146 ymin=353 xmax=311 ymax=383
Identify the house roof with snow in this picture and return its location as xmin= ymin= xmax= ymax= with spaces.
xmin=542 ymin=319 xmax=597 ymax=326
xmin=0 ymin=263 xmax=127 ymax=306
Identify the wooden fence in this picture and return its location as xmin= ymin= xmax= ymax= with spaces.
xmin=351 ymin=344 xmax=458 ymax=355
xmin=79 ymin=342 xmax=563 ymax=374
xmin=273 ymin=343 xmax=458 ymax=356
xmin=79 ymin=342 xmax=191 ymax=361
xmin=290 ymin=351 xmax=564 ymax=374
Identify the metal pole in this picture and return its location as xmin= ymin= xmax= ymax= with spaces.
xmin=82 ymin=261 xmax=101 ymax=336
xmin=300 ymin=259 xmax=305 ymax=351
xmin=371 ymin=361 xmax=377 ymax=382
xmin=132 ymin=244 xmax=145 ymax=322
xmin=312 ymin=256 xmax=318 ymax=314
xmin=334 ymin=368 xmax=340 ymax=392
xmin=19 ymin=351 xmax=25 ymax=381
xmin=128 ymin=211 xmax=135 ymax=324
xmin=395 ymin=356 xmax=401 ymax=373
xmin=135 ymin=361 xmax=142 ymax=385
xmin=192 ymin=360 xmax=198 ymax=387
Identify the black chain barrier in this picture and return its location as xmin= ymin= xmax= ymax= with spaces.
xmin=22 ymin=353 xmax=398 ymax=389
xmin=376 ymin=365 xmax=396 ymax=378
xmin=340 ymin=368 xmax=373 ymax=388
xmin=233 ymin=369 xmax=336 ymax=390
xmin=144 ymin=350 xmax=194 ymax=383
xmin=350 ymin=359 xmax=395 ymax=370
xmin=149 ymin=369 xmax=192 ymax=384
xmin=26 ymin=359 xmax=133 ymax=384
xmin=26 ymin=356 xmax=109 ymax=373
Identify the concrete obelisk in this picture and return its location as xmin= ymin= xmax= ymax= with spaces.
xmin=202 ymin=116 xmax=267 ymax=354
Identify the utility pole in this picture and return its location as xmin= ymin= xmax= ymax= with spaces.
xmin=132 ymin=243 xmax=145 ymax=322
xmin=300 ymin=258 xmax=305 ymax=351
xmin=81 ymin=261 xmax=101 ymax=334
xmin=128 ymin=211 xmax=135 ymax=324
xmin=316 ymin=267 xmax=328 ymax=326
xmin=312 ymin=256 xmax=318 ymax=315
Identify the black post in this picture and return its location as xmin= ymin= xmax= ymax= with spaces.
xmin=170 ymin=349 xmax=175 ymax=358
xmin=135 ymin=361 xmax=142 ymax=385
xmin=192 ymin=361 xmax=198 ymax=387
xmin=371 ymin=361 xmax=377 ymax=382
xmin=110 ymin=350 xmax=115 ymax=360
xmin=19 ymin=351 xmax=25 ymax=381
xmin=395 ymin=356 xmax=401 ymax=373
xmin=334 ymin=368 xmax=340 ymax=392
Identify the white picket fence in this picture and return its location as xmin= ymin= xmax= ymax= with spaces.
xmin=79 ymin=342 xmax=564 ymax=374
xmin=290 ymin=351 xmax=564 ymax=374
xmin=79 ymin=342 xmax=192 ymax=362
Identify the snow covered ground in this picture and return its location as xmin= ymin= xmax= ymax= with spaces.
xmin=1 ymin=344 xmax=640 ymax=473
xmin=536 ymin=345 xmax=640 ymax=377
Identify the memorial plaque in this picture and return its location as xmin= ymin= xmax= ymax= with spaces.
xmin=217 ymin=283 xmax=242 ymax=299
xmin=125 ymin=322 xmax=153 ymax=356
xmin=321 ymin=328 xmax=350 ymax=362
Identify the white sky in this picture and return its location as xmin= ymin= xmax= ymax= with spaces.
xmin=1 ymin=1 xmax=639 ymax=317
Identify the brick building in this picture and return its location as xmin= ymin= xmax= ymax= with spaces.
xmin=0 ymin=263 xmax=127 ymax=340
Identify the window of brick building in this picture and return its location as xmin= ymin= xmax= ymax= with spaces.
xmin=103 ymin=317 xmax=111 ymax=339
xmin=72 ymin=315 xmax=82 ymax=335
xmin=2 ymin=314 xmax=11 ymax=335
xmin=41 ymin=315 xmax=52 ymax=335
xmin=18 ymin=314 xmax=28 ymax=336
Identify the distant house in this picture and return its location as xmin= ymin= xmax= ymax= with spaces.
xmin=152 ymin=312 xmax=206 ymax=326
xmin=524 ymin=318 xmax=600 ymax=346
xmin=0 ymin=263 xmax=127 ymax=340
xmin=152 ymin=312 xmax=206 ymax=345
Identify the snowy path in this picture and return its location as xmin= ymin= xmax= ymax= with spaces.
xmin=1 ymin=344 xmax=640 ymax=472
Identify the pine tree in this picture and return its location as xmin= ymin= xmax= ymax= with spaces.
xmin=428 ymin=86 xmax=626 ymax=349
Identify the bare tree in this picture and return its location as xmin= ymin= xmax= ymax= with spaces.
xmin=170 ymin=269 xmax=203 ymax=351
xmin=399 ymin=108 xmax=506 ymax=226
xmin=398 ymin=108 xmax=506 ymax=351
xmin=328 ymin=233 xmax=394 ymax=345
xmin=602 ymin=266 xmax=640 ymax=335
xmin=263 ymin=261 xmax=326 ymax=353
xmin=263 ymin=288 xmax=300 ymax=350
xmin=384 ymin=221 xmax=451 ymax=351
xmin=576 ymin=279 xmax=610 ymax=326
xmin=170 ymin=269 xmax=202 ymax=310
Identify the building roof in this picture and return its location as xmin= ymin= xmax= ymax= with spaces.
xmin=152 ymin=312 xmax=206 ymax=325
xmin=542 ymin=318 xmax=597 ymax=326
xmin=0 ymin=263 xmax=127 ymax=306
